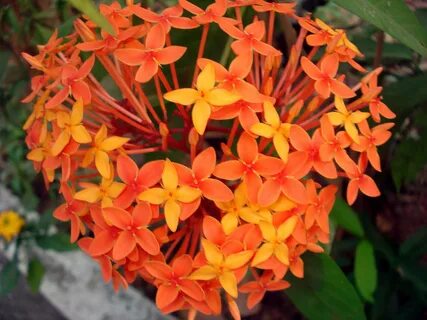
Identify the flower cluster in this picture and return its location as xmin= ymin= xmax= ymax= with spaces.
xmin=22 ymin=0 xmax=394 ymax=318
xmin=0 ymin=210 xmax=25 ymax=242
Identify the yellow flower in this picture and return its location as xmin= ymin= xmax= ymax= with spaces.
xmin=51 ymin=99 xmax=92 ymax=156
xmin=138 ymin=159 xmax=201 ymax=232
xmin=251 ymin=101 xmax=292 ymax=162
xmin=251 ymin=216 xmax=298 ymax=266
xmin=74 ymin=177 xmax=125 ymax=208
xmin=0 ymin=210 xmax=25 ymax=242
xmin=164 ymin=63 xmax=240 ymax=135
xmin=327 ymin=96 xmax=369 ymax=144
xmin=189 ymin=239 xmax=253 ymax=298
xmin=81 ymin=124 xmax=129 ymax=179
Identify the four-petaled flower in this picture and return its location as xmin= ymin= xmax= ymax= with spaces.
xmin=139 ymin=159 xmax=201 ymax=231
xmin=301 ymin=53 xmax=355 ymax=99
xmin=164 ymin=63 xmax=240 ymax=134
xmin=103 ymin=203 xmax=160 ymax=260
xmin=189 ymin=239 xmax=253 ymax=298
xmin=115 ymin=24 xmax=187 ymax=83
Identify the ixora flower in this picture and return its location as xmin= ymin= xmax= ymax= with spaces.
xmin=0 ymin=210 xmax=25 ymax=242
xmin=22 ymin=0 xmax=395 ymax=318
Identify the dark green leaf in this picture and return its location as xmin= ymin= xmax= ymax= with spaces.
xmin=353 ymin=37 xmax=413 ymax=61
xmin=399 ymin=227 xmax=427 ymax=260
xmin=286 ymin=253 xmax=366 ymax=320
xmin=36 ymin=233 xmax=77 ymax=251
xmin=68 ymin=0 xmax=115 ymax=35
xmin=332 ymin=0 xmax=427 ymax=56
xmin=382 ymin=73 xmax=427 ymax=124
xmin=27 ymin=259 xmax=45 ymax=293
xmin=0 ymin=260 xmax=19 ymax=295
xmin=355 ymin=240 xmax=377 ymax=302
xmin=330 ymin=197 xmax=364 ymax=237
xmin=391 ymin=130 xmax=427 ymax=190
xmin=398 ymin=262 xmax=427 ymax=293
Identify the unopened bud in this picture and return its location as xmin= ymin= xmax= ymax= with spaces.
xmin=264 ymin=56 xmax=274 ymax=72
xmin=286 ymin=99 xmax=303 ymax=123
xmin=188 ymin=128 xmax=199 ymax=146
xmin=263 ymin=77 xmax=273 ymax=96
xmin=274 ymin=55 xmax=282 ymax=69
xmin=74 ymin=19 xmax=96 ymax=41
xmin=159 ymin=122 xmax=169 ymax=137
xmin=221 ymin=143 xmax=232 ymax=157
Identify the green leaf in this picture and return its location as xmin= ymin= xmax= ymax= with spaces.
xmin=330 ymin=198 xmax=364 ymax=237
xmin=68 ymin=0 xmax=115 ymax=35
xmin=0 ymin=260 xmax=20 ymax=295
xmin=354 ymin=240 xmax=377 ymax=302
xmin=27 ymin=259 xmax=45 ymax=293
xmin=399 ymin=227 xmax=427 ymax=260
xmin=353 ymin=37 xmax=413 ymax=62
xmin=391 ymin=129 xmax=427 ymax=190
xmin=36 ymin=233 xmax=77 ymax=252
xmin=382 ymin=73 xmax=427 ymax=124
xmin=286 ymin=253 xmax=366 ymax=320
xmin=332 ymin=0 xmax=427 ymax=56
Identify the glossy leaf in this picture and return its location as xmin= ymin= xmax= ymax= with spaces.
xmin=27 ymin=259 xmax=45 ymax=293
xmin=332 ymin=0 xmax=427 ymax=56
xmin=68 ymin=0 xmax=115 ymax=35
xmin=330 ymin=197 xmax=364 ymax=237
xmin=355 ymin=240 xmax=377 ymax=302
xmin=286 ymin=253 xmax=366 ymax=320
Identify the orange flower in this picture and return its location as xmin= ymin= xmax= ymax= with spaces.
xmin=290 ymin=125 xmax=337 ymax=179
xmin=115 ymin=155 xmax=163 ymax=208
xmin=214 ymin=132 xmax=284 ymax=202
xmin=144 ymin=255 xmax=205 ymax=310
xmin=179 ymin=0 xmax=235 ymax=25
xmin=239 ymin=271 xmax=290 ymax=310
xmin=46 ymin=54 xmax=95 ymax=107
xmin=54 ymin=183 xmax=87 ymax=242
xmin=350 ymin=120 xmax=394 ymax=172
xmin=301 ymin=53 xmax=355 ymax=98
xmin=198 ymin=55 xmax=264 ymax=103
xmin=304 ymin=180 xmax=337 ymax=234
xmin=257 ymin=151 xmax=308 ymax=206
xmin=175 ymin=147 xmax=233 ymax=202
xmin=131 ymin=4 xmax=198 ymax=32
xmin=103 ymin=203 xmax=160 ymax=260
xmin=115 ymin=24 xmax=187 ymax=83
xmin=220 ymin=20 xmax=282 ymax=56
xmin=318 ymin=115 xmax=352 ymax=168
xmin=341 ymin=155 xmax=381 ymax=205
xmin=253 ymin=1 xmax=295 ymax=14
xmin=22 ymin=1 xmax=394 ymax=317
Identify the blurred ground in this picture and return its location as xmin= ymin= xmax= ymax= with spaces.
xmin=0 ymin=254 xmax=66 ymax=320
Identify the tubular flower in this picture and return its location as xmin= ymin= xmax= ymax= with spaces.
xmin=22 ymin=1 xmax=393 ymax=318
